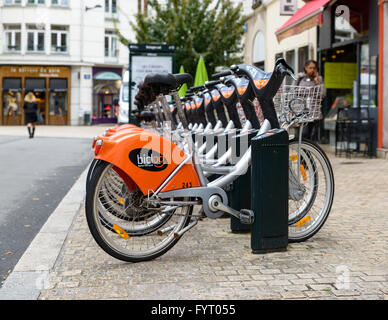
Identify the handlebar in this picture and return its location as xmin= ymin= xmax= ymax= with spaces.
xmin=212 ymin=60 xmax=296 ymax=81
xmin=275 ymin=63 xmax=297 ymax=81
xmin=211 ymin=70 xmax=233 ymax=79
xmin=275 ymin=58 xmax=295 ymax=75
xmin=187 ymin=84 xmax=206 ymax=93
xmin=204 ymin=80 xmax=222 ymax=89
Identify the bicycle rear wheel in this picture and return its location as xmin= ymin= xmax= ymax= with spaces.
xmin=85 ymin=161 xmax=192 ymax=262
xmin=288 ymin=140 xmax=334 ymax=242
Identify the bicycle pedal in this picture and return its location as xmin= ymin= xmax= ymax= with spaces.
xmin=240 ymin=209 xmax=254 ymax=225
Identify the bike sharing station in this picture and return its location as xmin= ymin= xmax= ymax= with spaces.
xmin=86 ymin=56 xmax=334 ymax=262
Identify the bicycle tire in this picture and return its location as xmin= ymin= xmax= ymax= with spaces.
xmin=288 ymin=139 xmax=334 ymax=243
xmin=86 ymin=159 xmax=100 ymax=193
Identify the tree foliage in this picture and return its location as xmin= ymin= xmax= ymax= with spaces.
xmin=117 ymin=0 xmax=245 ymax=78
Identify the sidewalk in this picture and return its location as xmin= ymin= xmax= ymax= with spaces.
xmin=0 ymin=125 xmax=115 ymax=139
xmin=1 ymin=138 xmax=387 ymax=299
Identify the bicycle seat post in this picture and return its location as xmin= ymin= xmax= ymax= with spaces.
xmin=154 ymin=97 xmax=164 ymax=126
xmin=171 ymin=91 xmax=189 ymax=130
xmin=171 ymin=90 xmax=207 ymax=187
xmin=159 ymin=94 xmax=176 ymax=131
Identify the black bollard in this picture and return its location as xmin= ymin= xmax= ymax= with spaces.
xmin=230 ymin=167 xmax=252 ymax=232
xmin=250 ymin=129 xmax=289 ymax=254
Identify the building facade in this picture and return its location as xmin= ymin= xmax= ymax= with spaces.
xmin=0 ymin=0 xmax=138 ymax=126
xmin=244 ymin=0 xmax=317 ymax=76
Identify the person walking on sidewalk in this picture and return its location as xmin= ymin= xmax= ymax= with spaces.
xmin=292 ymin=60 xmax=326 ymax=141
xmin=23 ymin=92 xmax=38 ymax=139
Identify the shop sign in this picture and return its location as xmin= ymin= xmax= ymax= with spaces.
xmin=324 ymin=62 xmax=357 ymax=89
xmin=280 ymin=0 xmax=297 ymax=16
xmin=129 ymin=43 xmax=175 ymax=53
xmin=3 ymin=66 xmax=69 ymax=78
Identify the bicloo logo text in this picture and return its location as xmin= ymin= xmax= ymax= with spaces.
xmin=137 ymin=153 xmax=165 ymax=168
xmin=129 ymin=148 xmax=168 ymax=172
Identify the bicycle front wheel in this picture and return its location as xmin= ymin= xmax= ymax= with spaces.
xmin=288 ymin=140 xmax=334 ymax=242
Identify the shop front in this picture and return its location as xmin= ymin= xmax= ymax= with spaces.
xmin=275 ymin=0 xmax=380 ymax=155
xmin=0 ymin=66 xmax=71 ymax=126
xmin=92 ymin=67 xmax=122 ymax=125
xmin=317 ymin=0 xmax=379 ymax=154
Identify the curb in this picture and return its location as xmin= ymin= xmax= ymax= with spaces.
xmin=0 ymin=165 xmax=89 ymax=300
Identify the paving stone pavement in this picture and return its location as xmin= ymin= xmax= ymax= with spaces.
xmin=37 ymin=153 xmax=388 ymax=300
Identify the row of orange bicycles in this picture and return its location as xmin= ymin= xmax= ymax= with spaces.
xmin=85 ymin=59 xmax=334 ymax=262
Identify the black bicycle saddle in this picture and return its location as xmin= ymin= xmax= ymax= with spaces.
xmin=143 ymin=73 xmax=193 ymax=94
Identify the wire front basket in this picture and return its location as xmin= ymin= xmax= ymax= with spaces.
xmin=274 ymin=85 xmax=323 ymax=124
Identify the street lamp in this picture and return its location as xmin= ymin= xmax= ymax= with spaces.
xmin=80 ymin=2 xmax=102 ymax=125
xmin=85 ymin=4 xmax=102 ymax=11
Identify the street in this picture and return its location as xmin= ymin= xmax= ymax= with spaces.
xmin=0 ymin=133 xmax=93 ymax=286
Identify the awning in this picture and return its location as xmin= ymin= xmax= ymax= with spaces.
xmin=50 ymin=79 xmax=68 ymax=92
xmin=275 ymin=0 xmax=331 ymax=42
xmin=3 ymin=78 xmax=21 ymax=91
xmin=25 ymin=78 xmax=45 ymax=92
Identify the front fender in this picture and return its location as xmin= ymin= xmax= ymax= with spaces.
xmin=95 ymin=130 xmax=200 ymax=195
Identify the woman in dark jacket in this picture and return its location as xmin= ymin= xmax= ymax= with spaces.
xmin=23 ymin=92 xmax=38 ymax=138
xmin=292 ymin=60 xmax=326 ymax=141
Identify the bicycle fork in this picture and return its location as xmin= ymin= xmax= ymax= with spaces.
xmin=288 ymin=123 xmax=306 ymax=201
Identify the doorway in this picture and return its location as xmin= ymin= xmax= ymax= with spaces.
xmin=92 ymin=83 xmax=119 ymax=124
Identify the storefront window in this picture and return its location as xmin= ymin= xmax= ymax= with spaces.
xmin=0 ymin=66 xmax=70 ymax=126
xmin=320 ymin=43 xmax=358 ymax=124
xmin=358 ymin=42 xmax=377 ymax=109
xmin=49 ymin=79 xmax=68 ymax=125
xmin=369 ymin=55 xmax=377 ymax=107
xmin=360 ymin=42 xmax=370 ymax=108
xmin=25 ymin=78 xmax=46 ymax=122
xmin=2 ymin=78 xmax=22 ymax=125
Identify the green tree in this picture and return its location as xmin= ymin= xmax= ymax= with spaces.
xmin=116 ymin=0 xmax=245 ymax=78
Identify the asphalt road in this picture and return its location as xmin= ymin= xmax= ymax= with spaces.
xmin=0 ymin=135 xmax=93 ymax=287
